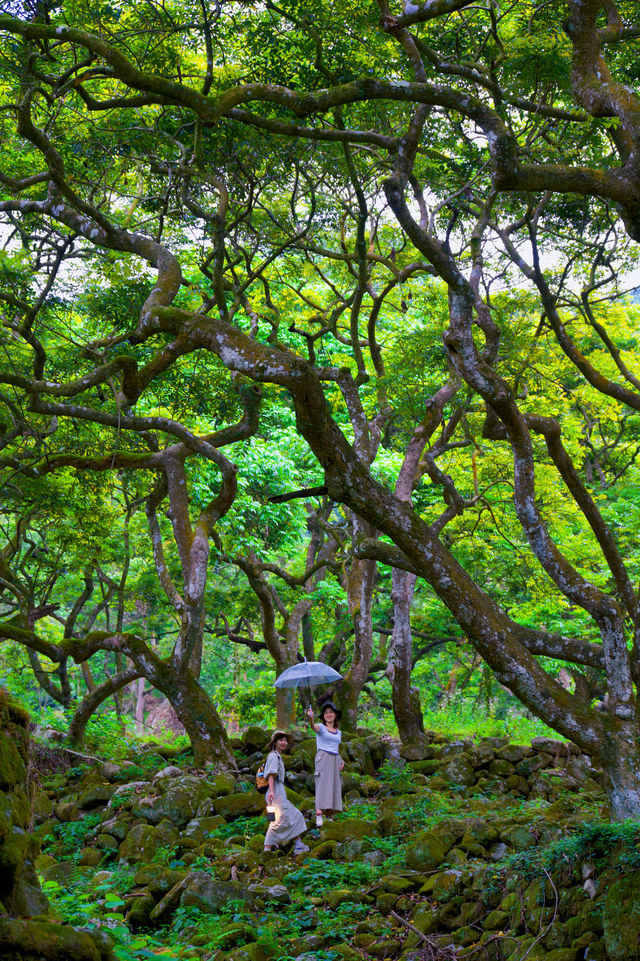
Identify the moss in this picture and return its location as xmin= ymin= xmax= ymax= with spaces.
xmin=0 ymin=732 xmax=27 ymax=791
xmin=0 ymin=691 xmax=31 ymax=728
xmin=0 ymin=918 xmax=114 ymax=960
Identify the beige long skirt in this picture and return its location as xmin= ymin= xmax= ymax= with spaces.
xmin=315 ymin=749 xmax=342 ymax=811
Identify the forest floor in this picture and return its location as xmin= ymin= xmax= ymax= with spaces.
xmin=30 ymin=727 xmax=640 ymax=961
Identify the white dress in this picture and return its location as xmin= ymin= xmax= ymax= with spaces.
xmin=263 ymin=750 xmax=307 ymax=846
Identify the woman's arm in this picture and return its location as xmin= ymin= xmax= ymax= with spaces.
xmin=267 ymin=773 xmax=276 ymax=805
xmin=306 ymin=705 xmax=320 ymax=732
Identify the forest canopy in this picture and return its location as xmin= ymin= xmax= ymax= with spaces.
xmin=2 ymin=0 xmax=640 ymax=817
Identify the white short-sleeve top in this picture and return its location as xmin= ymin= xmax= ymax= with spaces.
xmin=316 ymin=723 xmax=342 ymax=755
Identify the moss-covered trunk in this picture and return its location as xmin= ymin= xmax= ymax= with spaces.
xmin=163 ymin=670 xmax=237 ymax=769
xmin=388 ymin=568 xmax=427 ymax=749
xmin=599 ymin=721 xmax=640 ymax=820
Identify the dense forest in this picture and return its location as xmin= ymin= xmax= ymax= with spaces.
xmin=1 ymin=0 xmax=640 ymax=958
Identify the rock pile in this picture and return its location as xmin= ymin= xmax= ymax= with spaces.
xmin=0 ymin=689 xmax=115 ymax=960
xmin=29 ymin=724 xmax=627 ymax=961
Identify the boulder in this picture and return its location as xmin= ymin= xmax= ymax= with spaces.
xmin=405 ymin=829 xmax=454 ymax=871
xmin=179 ymin=871 xmax=259 ymax=913
xmin=489 ymin=759 xmax=515 ymax=777
xmin=125 ymin=892 xmax=156 ymax=929
xmin=501 ymin=825 xmax=537 ymax=851
xmin=118 ymin=819 xmax=179 ymax=864
xmin=460 ymin=820 xmax=498 ymax=850
xmin=77 ymin=783 xmax=116 ymax=811
xmin=495 ymin=744 xmax=530 ymax=764
xmin=322 ymin=819 xmax=378 ymax=842
xmin=212 ymin=792 xmax=264 ymax=819
xmin=209 ymin=772 xmax=236 ymax=797
xmin=441 ymin=755 xmax=476 ymax=787
xmin=0 ymin=733 xmax=26 ymax=792
xmin=133 ymin=864 xmax=185 ymax=895
xmin=242 ymin=727 xmax=270 ymax=753
xmin=131 ymin=776 xmax=211 ymax=827
xmin=345 ymin=738 xmax=375 ymax=775
xmin=603 ymin=870 xmax=640 ymax=961
xmin=0 ymin=918 xmax=115 ymax=960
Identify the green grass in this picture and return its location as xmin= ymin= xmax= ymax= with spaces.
xmin=420 ymin=704 xmax=563 ymax=742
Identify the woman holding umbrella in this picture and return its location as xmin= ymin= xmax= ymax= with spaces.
xmin=307 ymin=701 xmax=344 ymax=827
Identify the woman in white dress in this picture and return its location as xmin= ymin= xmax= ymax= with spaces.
xmin=263 ymin=730 xmax=309 ymax=854
xmin=306 ymin=701 xmax=344 ymax=827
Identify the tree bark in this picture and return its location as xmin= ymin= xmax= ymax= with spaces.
xmin=388 ymin=568 xmax=426 ymax=746
xmin=68 ymin=666 xmax=142 ymax=745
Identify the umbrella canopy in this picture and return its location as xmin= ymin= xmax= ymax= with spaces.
xmin=274 ymin=661 xmax=343 ymax=689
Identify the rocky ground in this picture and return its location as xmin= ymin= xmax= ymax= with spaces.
xmin=11 ymin=722 xmax=640 ymax=961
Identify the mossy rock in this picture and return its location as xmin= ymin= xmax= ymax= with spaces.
xmin=332 ymin=944 xmax=363 ymax=961
xmin=7 ymin=861 xmax=50 ymax=917
xmin=213 ymin=792 xmax=264 ymax=819
xmin=79 ymin=846 xmax=104 ymax=867
xmin=441 ymin=755 xmax=476 ymax=787
xmin=421 ymin=868 xmax=465 ymax=903
xmin=210 ymin=773 xmax=236 ymax=797
xmin=125 ymin=892 xmax=156 ymax=929
xmin=603 ymin=870 xmax=640 ymax=960
xmin=98 ymin=817 xmax=131 ymax=842
xmin=460 ymin=819 xmax=498 ymax=849
xmin=583 ymin=943 xmax=607 ymax=961
xmin=324 ymin=888 xmax=363 ymax=909
xmin=367 ymin=938 xmax=403 ymax=957
xmin=184 ymin=815 xmax=227 ymax=843
xmin=179 ymin=871 xmax=259 ymax=913
xmin=132 ymin=778 xmax=211 ymax=827
xmin=489 ymin=758 xmax=516 ymax=777
xmin=0 ymin=918 xmax=115 ymax=960
xmin=501 ymin=824 xmax=537 ymax=851
xmin=0 ymin=733 xmax=26 ymax=791
xmin=405 ymin=829 xmax=454 ymax=872
xmin=133 ymin=863 xmax=186 ymax=895
xmin=322 ymin=818 xmax=378 ymax=842
xmin=484 ymin=909 xmax=510 ymax=930
xmin=372 ymin=874 xmax=416 ymax=895
xmin=242 ymin=727 xmax=270 ymax=753
xmin=77 ymin=783 xmax=117 ymax=811
xmin=214 ymin=922 xmax=256 ymax=950
xmin=345 ymin=738 xmax=375 ymax=775
xmin=407 ymin=759 xmax=440 ymax=775
xmin=225 ymin=945 xmax=271 ymax=961
xmin=118 ymin=820 xmax=179 ymax=864
xmin=0 ymin=825 xmax=30 ymax=889
xmin=309 ymin=840 xmax=337 ymax=859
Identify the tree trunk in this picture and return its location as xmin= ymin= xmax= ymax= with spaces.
xmin=68 ymin=666 xmax=142 ymax=746
xmin=165 ymin=671 xmax=237 ymax=769
xmin=339 ymin=515 xmax=377 ymax=730
xmin=275 ymin=686 xmax=296 ymax=730
xmin=600 ymin=721 xmax=640 ymax=820
xmin=388 ymin=568 xmax=427 ymax=748
xmin=135 ymin=676 xmax=145 ymax=733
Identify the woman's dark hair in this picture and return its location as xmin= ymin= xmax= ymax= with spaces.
xmin=319 ymin=699 xmax=341 ymax=726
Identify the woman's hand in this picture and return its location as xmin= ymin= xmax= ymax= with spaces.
xmin=339 ymin=761 xmax=344 ymax=771
xmin=307 ymin=705 xmax=314 ymax=721
xmin=267 ymin=790 xmax=274 ymax=805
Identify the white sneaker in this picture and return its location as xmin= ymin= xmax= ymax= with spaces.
xmin=294 ymin=841 xmax=309 ymax=853
xmin=315 ymin=814 xmax=323 ymax=827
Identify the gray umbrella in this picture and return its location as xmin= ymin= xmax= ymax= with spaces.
xmin=274 ymin=660 xmax=343 ymax=689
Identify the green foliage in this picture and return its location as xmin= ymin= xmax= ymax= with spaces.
xmin=44 ymin=814 xmax=101 ymax=860
xmin=284 ymin=857 xmax=377 ymax=894
xmin=500 ymin=820 xmax=640 ymax=881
